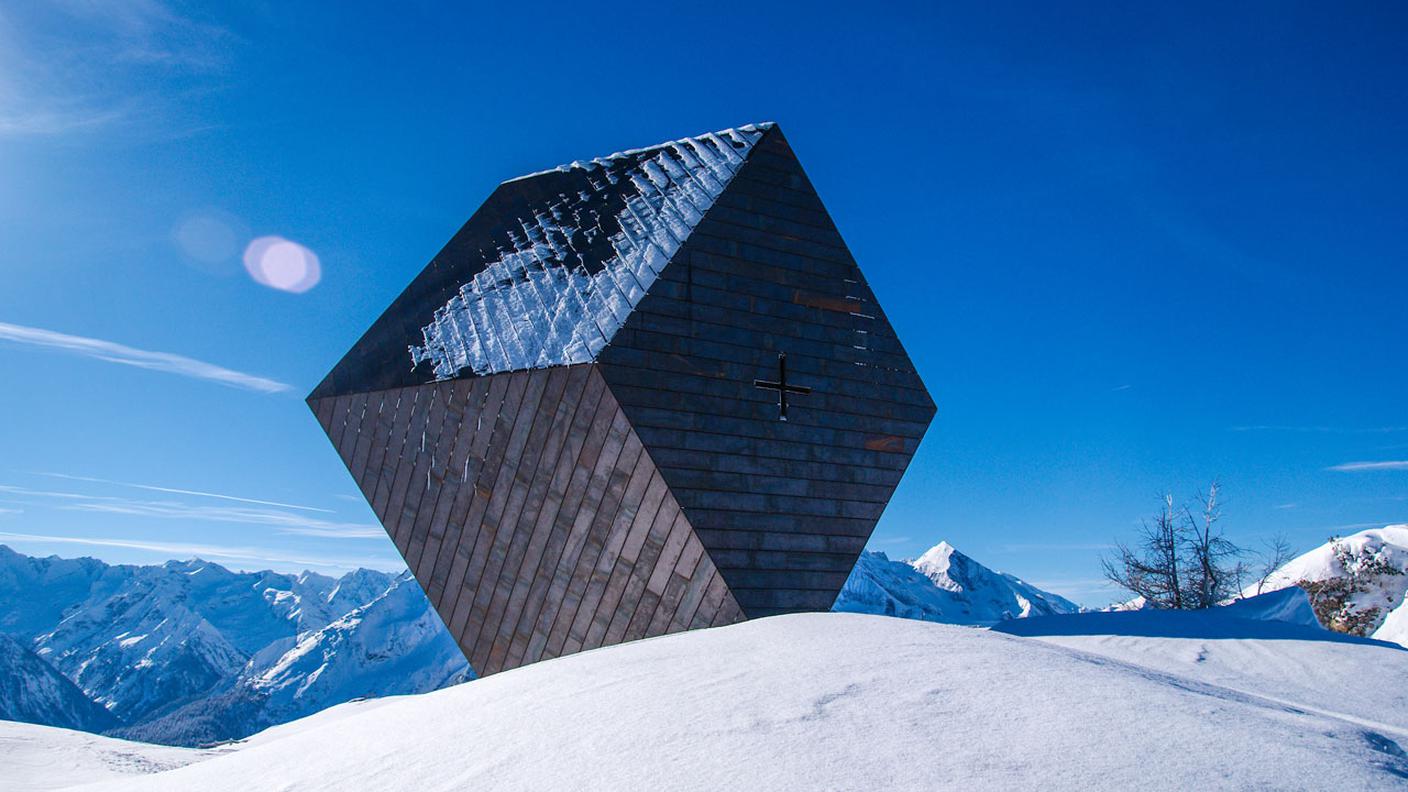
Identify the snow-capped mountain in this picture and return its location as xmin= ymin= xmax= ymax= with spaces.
xmin=1254 ymin=525 xmax=1408 ymax=647
xmin=15 ymin=555 xmax=393 ymax=725
xmin=0 ymin=546 xmax=113 ymax=638
xmin=834 ymin=541 xmax=1081 ymax=624
xmin=35 ymin=571 xmax=251 ymax=724
xmin=117 ymin=573 xmax=470 ymax=746
xmin=0 ymin=635 xmax=117 ymax=733
xmin=0 ymin=546 xmax=467 ymax=746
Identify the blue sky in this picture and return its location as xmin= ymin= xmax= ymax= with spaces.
xmin=1 ymin=2 xmax=1405 ymax=605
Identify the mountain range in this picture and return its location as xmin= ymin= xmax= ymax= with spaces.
xmin=0 ymin=545 xmax=469 ymax=746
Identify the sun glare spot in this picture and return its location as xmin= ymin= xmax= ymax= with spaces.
xmin=173 ymin=210 xmax=249 ymax=275
xmin=243 ymin=236 xmax=322 ymax=293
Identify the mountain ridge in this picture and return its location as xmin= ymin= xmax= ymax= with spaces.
xmin=834 ymin=541 xmax=1082 ymax=624
xmin=0 ymin=635 xmax=119 ymax=733
xmin=0 ymin=545 xmax=467 ymax=746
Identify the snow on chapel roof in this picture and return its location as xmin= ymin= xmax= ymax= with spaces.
xmin=408 ymin=123 xmax=773 ymax=379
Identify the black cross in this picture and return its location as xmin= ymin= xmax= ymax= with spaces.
xmin=753 ymin=352 xmax=811 ymax=421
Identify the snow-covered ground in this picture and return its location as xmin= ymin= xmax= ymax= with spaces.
xmin=0 ymin=721 xmax=209 ymax=792
xmin=6 ymin=596 xmax=1405 ymax=792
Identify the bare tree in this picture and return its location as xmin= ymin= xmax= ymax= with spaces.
xmin=1101 ymin=494 xmax=1185 ymax=609
xmin=1252 ymin=533 xmax=1295 ymax=596
xmin=1181 ymin=483 xmax=1245 ymax=608
xmin=1102 ymin=483 xmax=1251 ymax=610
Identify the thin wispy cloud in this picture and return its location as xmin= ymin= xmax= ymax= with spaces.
xmin=0 ymin=321 xmax=291 ymax=393
xmin=0 ymin=531 xmax=399 ymax=573
xmin=1321 ymin=521 xmax=1401 ymax=532
xmin=1231 ymin=425 xmax=1408 ymax=434
xmin=1326 ymin=461 xmax=1408 ymax=472
xmin=1274 ymin=503 xmax=1298 ymax=510
xmin=60 ymin=500 xmax=383 ymax=538
xmin=0 ymin=484 xmax=380 ymax=539
xmin=0 ymin=2 xmax=234 ymax=138
xmin=0 ymin=485 xmax=94 ymax=502
xmin=36 ymin=472 xmax=333 ymax=513
xmin=0 ymin=103 xmax=131 ymax=136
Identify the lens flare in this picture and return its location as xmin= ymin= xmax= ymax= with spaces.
xmin=242 ymin=236 xmax=322 ymax=293
xmin=173 ymin=209 xmax=248 ymax=275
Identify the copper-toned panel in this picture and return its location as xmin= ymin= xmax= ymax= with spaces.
xmin=468 ymin=365 xmax=595 ymax=673
xmin=446 ymin=367 xmax=568 ymax=646
xmin=437 ymin=370 xmax=545 ymax=616
xmin=408 ymin=378 xmax=488 ymax=581
xmin=514 ymin=401 xmax=628 ymax=667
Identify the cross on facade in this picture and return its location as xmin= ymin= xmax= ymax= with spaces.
xmin=753 ymin=352 xmax=812 ymax=421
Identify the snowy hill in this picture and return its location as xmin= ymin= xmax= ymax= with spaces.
xmin=1253 ymin=525 xmax=1408 ymax=647
xmin=0 ymin=721 xmax=211 ymax=792
xmin=8 ymin=602 xmax=1406 ymax=791
xmin=0 ymin=546 xmax=467 ymax=745
xmin=834 ymin=541 xmax=1081 ymax=624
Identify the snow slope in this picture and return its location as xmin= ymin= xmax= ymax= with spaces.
xmin=0 ymin=636 xmax=116 ymax=733
xmin=0 ymin=721 xmax=210 ymax=792
xmin=997 ymin=589 xmax=1408 ymax=745
xmin=19 ymin=607 xmax=1403 ymax=792
xmin=834 ymin=541 xmax=1080 ymax=624
xmin=1255 ymin=525 xmax=1408 ymax=647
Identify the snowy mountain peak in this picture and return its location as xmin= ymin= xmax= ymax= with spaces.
xmin=914 ymin=540 xmax=956 ymax=565
xmin=836 ymin=541 xmax=1081 ymax=625
xmin=911 ymin=541 xmax=962 ymax=591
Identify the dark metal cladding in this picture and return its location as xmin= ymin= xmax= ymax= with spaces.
xmin=596 ymin=126 xmax=935 ymax=619
xmin=308 ymin=123 xmax=934 ymax=676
